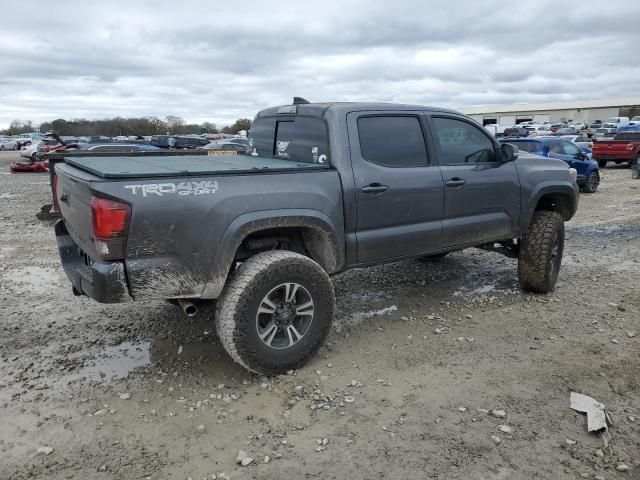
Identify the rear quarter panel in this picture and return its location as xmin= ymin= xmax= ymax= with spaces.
xmin=90 ymin=170 xmax=345 ymax=300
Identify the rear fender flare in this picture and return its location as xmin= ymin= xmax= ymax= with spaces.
xmin=202 ymin=209 xmax=344 ymax=298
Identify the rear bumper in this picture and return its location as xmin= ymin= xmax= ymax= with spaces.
xmin=55 ymin=220 xmax=131 ymax=303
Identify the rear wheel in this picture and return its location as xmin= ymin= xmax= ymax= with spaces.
xmin=216 ymin=250 xmax=334 ymax=375
xmin=631 ymin=153 xmax=640 ymax=167
xmin=582 ymin=171 xmax=600 ymax=193
xmin=597 ymin=159 xmax=607 ymax=168
xmin=518 ymin=211 xmax=564 ymax=293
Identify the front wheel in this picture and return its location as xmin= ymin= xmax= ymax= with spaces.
xmin=582 ymin=171 xmax=600 ymax=193
xmin=597 ymin=159 xmax=607 ymax=168
xmin=215 ymin=250 xmax=335 ymax=375
xmin=518 ymin=211 xmax=564 ymax=293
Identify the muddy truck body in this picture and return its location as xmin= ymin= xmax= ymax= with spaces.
xmin=53 ymin=100 xmax=579 ymax=374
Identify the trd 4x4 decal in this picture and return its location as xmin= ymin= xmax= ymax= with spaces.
xmin=124 ymin=181 xmax=219 ymax=197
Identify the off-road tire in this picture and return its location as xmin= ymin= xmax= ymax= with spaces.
xmin=518 ymin=211 xmax=564 ymax=293
xmin=215 ymin=250 xmax=335 ymax=375
xmin=582 ymin=171 xmax=600 ymax=193
xmin=597 ymin=159 xmax=607 ymax=168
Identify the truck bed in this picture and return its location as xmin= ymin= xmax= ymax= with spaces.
xmin=64 ymin=153 xmax=329 ymax=179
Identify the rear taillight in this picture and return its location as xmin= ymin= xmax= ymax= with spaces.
xmin=52 ymin=174 xmax=61 ymax=214
xmin=91 ymin=196 xmax=131 ymax=260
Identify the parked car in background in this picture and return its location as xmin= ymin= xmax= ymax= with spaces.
xmin=560 ymin=135 xmax=593 ymax=150
xmin=20 ymin=139 xmax=63 ymax=160
xmin=502 ymin=126 xmax=530 ymax=137
xmin=593 ymin=128 xmax=617 ymax=140
xmin=570 ymin=122 xmax=588 ymax=131
xmin=549 ymin=123 xmax=566 ymax=133
xmin=499 ymin=136 xmax=600 ymax=193
xmin=150 ymin=135 xmax=210 ymax=149
xmin=0 ymin=138 xmax=18 ymax=150
xmin=200 ymin=140 xmax=248 ymax=152
xmin=483 ymin=124 xmax=510 ymax=136
xmin=616 ymin=125 xmax=640 ymax=133
xmin=592 ymin=131 xmax=640 ymax=168
xmin=526 ymin=125 xmax=552 ymax=136
xmin=629 ymin=116 xmax=640 ymax=126
xmin=75 ymin=143 xmax=162 ymax=152
xmin=552 ymin=127 xmax=580 ymax=136
xmin=603 ymin=117 xmax=629 ymax=129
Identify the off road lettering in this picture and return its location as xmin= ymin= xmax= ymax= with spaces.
xmin=125 ymin=181 xmax=219 ymax=197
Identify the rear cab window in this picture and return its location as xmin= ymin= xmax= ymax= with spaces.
xmin=249 ymin=116 xmax=330 ymax=165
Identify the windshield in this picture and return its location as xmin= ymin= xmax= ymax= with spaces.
xmin=249 ymin=116 xmax=330 ymax=164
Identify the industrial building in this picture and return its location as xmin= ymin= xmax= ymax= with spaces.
xmin=460 ymin=97 xmax=640 ymax=126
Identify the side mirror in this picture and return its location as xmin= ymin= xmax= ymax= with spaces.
xmin=501 ymin=143 xmax=519 ymax=162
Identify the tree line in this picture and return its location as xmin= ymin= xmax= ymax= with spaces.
xmin=1 ymin=117 xmax=252 ymax=137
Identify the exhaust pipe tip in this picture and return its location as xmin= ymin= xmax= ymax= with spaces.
xmin=178 ymin=299 xmax=198 ymax=317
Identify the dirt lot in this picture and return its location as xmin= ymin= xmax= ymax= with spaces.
xmin=0 ymin=149 xmax=638 ymax=480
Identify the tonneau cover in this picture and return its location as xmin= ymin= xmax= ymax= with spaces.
xmin=64 ymin=154 xmax=329 ymax=179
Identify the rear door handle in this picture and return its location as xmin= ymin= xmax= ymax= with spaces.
xmin=362 ymin=183 xmax=389 ymax=194
xmin=445 ymin=177 xmax=466 ymax=187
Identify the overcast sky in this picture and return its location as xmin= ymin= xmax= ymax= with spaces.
xmin=1 ymin=0 xmax=639 ymax=129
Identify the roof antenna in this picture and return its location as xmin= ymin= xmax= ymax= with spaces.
xmin=293 ymin=97 xmax=310 ymax=105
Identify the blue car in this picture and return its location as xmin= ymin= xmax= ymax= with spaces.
xmin=499 ymin=136 xmax=600 ymax=193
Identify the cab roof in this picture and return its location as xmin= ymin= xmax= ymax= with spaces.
xmin=255 ymin=101 xmax=460 ymax=119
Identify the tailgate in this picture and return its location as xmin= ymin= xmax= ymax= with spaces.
xmin=55 ymin=163 xmax=100 ymax=259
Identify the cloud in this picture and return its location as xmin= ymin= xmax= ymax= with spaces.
xmin=0 ymin=0 xmax=639 ymax=129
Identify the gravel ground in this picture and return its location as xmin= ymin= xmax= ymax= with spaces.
xmin=1 ymin=150 xmax=639 ymax=480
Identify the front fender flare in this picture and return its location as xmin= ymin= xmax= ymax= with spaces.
xmin=520 ymin=181 xmax=579 ymax=233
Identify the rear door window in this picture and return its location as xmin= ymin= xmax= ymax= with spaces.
xmin=357 ymin=116 xmax=427 ymax=167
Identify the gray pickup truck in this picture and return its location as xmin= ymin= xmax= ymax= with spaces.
xmin=53 ymin=99 xmax=579 ymax=374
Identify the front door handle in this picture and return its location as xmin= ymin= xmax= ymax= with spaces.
xmin=362 ymin=183 xmax=389 ymax=194
xmin=445 ymin=177 xmax=466 ymax=187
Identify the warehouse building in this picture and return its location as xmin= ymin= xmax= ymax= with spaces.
xmin=460 ymin=97 xmax=640 ymax=126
